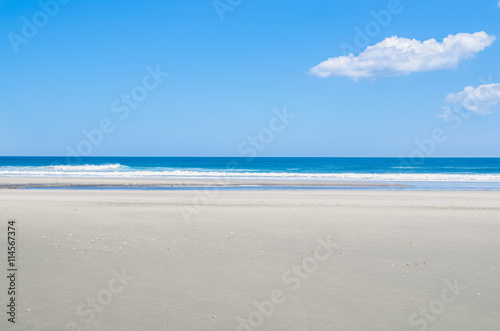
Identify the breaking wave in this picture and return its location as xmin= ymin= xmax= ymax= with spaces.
xmin=1 ymin=165 xmax=500 ymax=182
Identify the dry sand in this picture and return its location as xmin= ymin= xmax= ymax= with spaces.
xmin=1 ymin=184 xmax=499 ymax=330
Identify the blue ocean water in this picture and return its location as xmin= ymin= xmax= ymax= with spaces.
xmin=1 ymin=157 xmax=500 ymax=189
xmin=0 ymin=157 xmax=500 ymax=190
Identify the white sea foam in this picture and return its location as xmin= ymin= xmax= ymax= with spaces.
xmin=50 ymin=164 xmax=123 ymax=171
xmin=1 ymin=166 xmax=500 ymax=182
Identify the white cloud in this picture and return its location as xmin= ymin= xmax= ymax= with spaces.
xmin=498 ymin=0 xmax=500 ymax=8
xmin=310 ymin=32 xmax=495 ymax=80
xmin=444 ymin=83 xmax=500 ymax=114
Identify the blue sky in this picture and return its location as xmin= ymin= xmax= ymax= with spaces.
xmin=1 ymin=0 xmax=500 ymax=157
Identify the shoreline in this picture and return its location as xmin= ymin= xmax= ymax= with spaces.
xmin=0 ymin=177 xmax=409 ymax=189
xmin=3 ymin=177 xmax=500 ymax=191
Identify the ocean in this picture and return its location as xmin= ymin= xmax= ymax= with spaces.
xmin=1 ymin=157 xmax=500 ymax=190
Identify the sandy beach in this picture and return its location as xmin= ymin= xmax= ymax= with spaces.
xmin=1 ymin=182 xmax=499 ymax=331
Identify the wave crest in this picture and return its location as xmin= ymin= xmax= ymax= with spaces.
xmin=50 ymin=164 xmax=123 ymax=171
